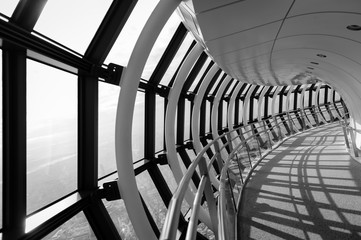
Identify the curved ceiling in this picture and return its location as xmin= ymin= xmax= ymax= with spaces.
xmin=178 ymin=0 xmax=361 ymax=88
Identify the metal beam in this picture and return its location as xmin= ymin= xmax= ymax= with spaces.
xmin=2 ymin=47 xmax=27 ymax=240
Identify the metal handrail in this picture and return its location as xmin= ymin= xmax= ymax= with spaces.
xmin=160 ymin=102 xmax=346 ymax=240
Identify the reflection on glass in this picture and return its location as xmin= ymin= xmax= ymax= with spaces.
xmin=133 ymin=92 xmax=145 ymax=161
xmin=27 ymin=60 xmax=77 ymax=214
xmin=137 ymin=171 xmax=167 ymax=231
xmin=105 ymin=0 xmax=159 ymax=66
xmin=103 ymin=199 xmax=137 ymax=239
xmin=98 ymin=82 xmax=119 ymax=178
xmin=34 ymin=0 xmax=112 ymax=54
xmin=155 ymin=95 xmax=164 ymax=151
xmin=159 ymin=33 xmax=194 ymax=86
xmin=0 ymin=1 xmax=18 ymax=18
xmin=142 ymin=12 xmax=181 ymax=80
xmin=43 ymin=211 xmax=95 ymax=239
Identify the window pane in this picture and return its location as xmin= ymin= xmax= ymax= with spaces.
xmin=27 ymin=60 xmax=77 ymax=214
xmin=188 ymin=58 xmax=211 ymax=93
xmin=0 ymin=50 xmax=2 ymax=228
xmin=209 ymin=73 xmax=224 ymax=95
xmin=155 ymin=95 xmax=164 ymax=151
xmin=159 ymin=33 xmax=194 ymax=86
xmin=0 ymin=1 xmax=18 ymax=18
xmin=103 ymin=199 xmax=137 ymax=239
xmin=184 ymin=100 xmax=191 ymax=141
xmin=319 ymin=88 xmax=325 ymax=104
xmin=105 ymin=0 xmax=159 ymax=66
xmin=137 ymin=171 xmax=167 ymax=231
xmin=133 ymin=92 xmax=145 ymax=161
xmin=205 ymin=101 xmax=211 ymax=133
xmin=142 ymin=12 xmax=181 ymax=80
xmin=34 ymin=0 xmax=112 ymax=54
xmin=98 ymin=82 xmax=120 ymax=178
xmin=42 ymin=211 xmax=95 ymax=239
xmin=222 ymin=101 xmax=227 ymax=128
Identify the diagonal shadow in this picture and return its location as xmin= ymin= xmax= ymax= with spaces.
xmin=238 ymin=123 xmax=361 ymax=240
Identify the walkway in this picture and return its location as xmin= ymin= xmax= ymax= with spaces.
xmin=238 ymin=123 xmax=361 ymax=240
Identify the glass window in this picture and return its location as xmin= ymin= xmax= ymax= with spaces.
xmin=42 ymin=211 xmax=95 ymax=239
xmin=0 ymin=1 xmax=18 ymax=18
xmin=27 ymin=60 xmax=77 ymax=214
xmin=142 ymin=12 xmax=181 ymax=80
xmin=225 ymin=80 xmax=237 ymax=95
xmin=103 ymin=199 xmax=137 ymax=239
xmin=188 ymin=58 xmax=212 ymax=93
xmin=239 ymin=99 xmax=244 ymax=124
xmin=133 ymin=91 xmax=145 ymax=161
xmin=319 ymin=88 xmax=325 ymax=104
xmin=209 ymin=73 xmax=224 ymax=95
xmin=273 ymin=94 xmax=280 ymax=115
xmin=290 ymin=93 xmax=295 ymax=111
xmin=137 ymin=171 xmax=167 ymax=231
xmin=252 ymin=99 xmax=258 ymax=121
xmin=98 ymin=82 xmax=120 ymax=178
xmin=0 ymin=50 xmax=2 ymax=228
xmin=184 ymin=100 xmax=191 ymax=141
xmin=205 ymin=101 xmax=211 ymax=133
xmin=222 ymin=101 xmax=227 ymax=128
xmin=159 ymin=33 xmax=194 ymax=86
xmin=155 ymin=95 xmax=165 ymax=152
xmin=34 ymin=0 xmax=112 ymax=54
xmin=304 ymin=91 xmax=310 ymax=108
xmin=157 ymin=164 xmax=190 ymax=215
xmin=105 ymin=0 xmax=159 ymax=67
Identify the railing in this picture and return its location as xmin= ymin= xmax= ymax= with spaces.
xmin=160 ymin=102 xmax=346 ymax=240
xmin=338 ymin=105 xmax=361 ymax=157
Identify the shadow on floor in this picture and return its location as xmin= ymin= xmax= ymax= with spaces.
xmin=238 ymin=124 xmax=361 ymax=240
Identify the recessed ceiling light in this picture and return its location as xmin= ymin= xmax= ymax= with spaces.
xmin=307 ymin=67 xmax=314 ymax=70
xmin=347 ymin=24 xmax=361 ymax=31
xmin=317 ymin=54 xmax=326 ymax=58
xmin=310 ymin=62 xmax=319 ymax=65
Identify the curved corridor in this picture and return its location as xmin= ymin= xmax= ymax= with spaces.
xmin=239 ymin=123 xmax=361 ymax=240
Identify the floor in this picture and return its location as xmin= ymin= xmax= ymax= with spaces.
xmin=238 ymin=123 xmax=361 ymax=240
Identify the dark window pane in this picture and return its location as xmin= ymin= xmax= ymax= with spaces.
xmin=26 ymin=60 xmax=77 ymax=214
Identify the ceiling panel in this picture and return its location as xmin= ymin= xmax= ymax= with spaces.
xmin=192 ymin=0 xmax=239 ymax=14
xmin=273 ymin=35 xmax=361 ymax=65
xmin=279 ymin=12 xmax=361 ymax=43
xmin=206 ymin=22 xmax=280 ymax=56
xmin=213 ymin=42 xmax=273 ymax=65
xmin=196 ymin=0 xmax=293 ymax=41
xmin=288 ymin=0 xmax=361 ymax=17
